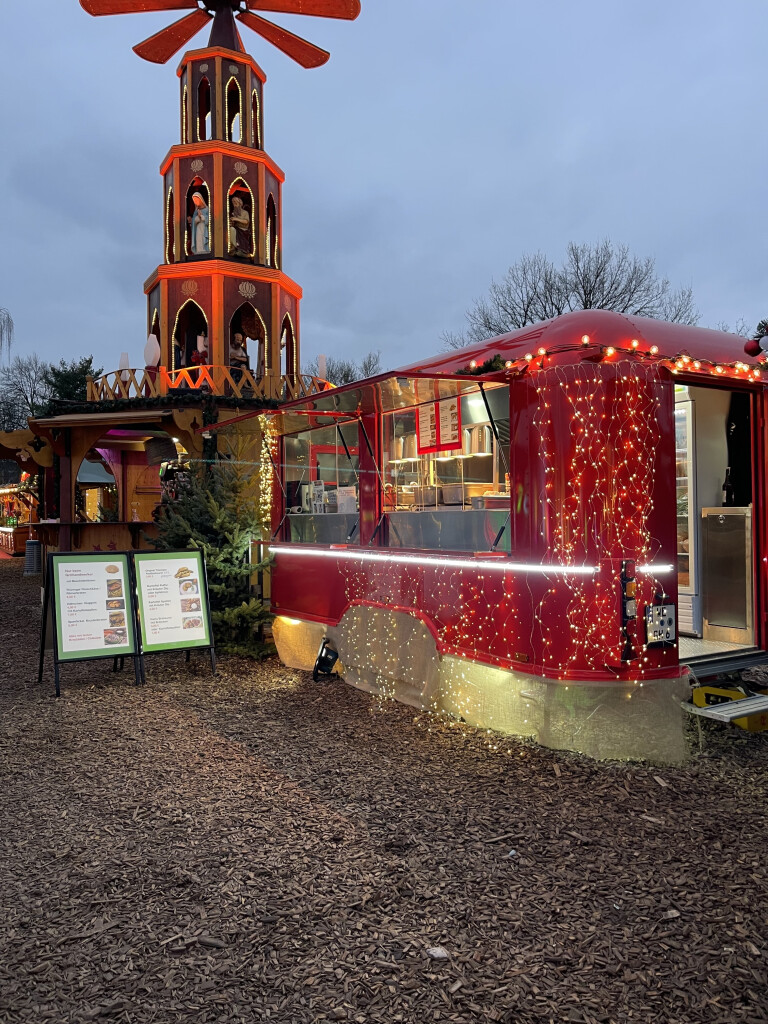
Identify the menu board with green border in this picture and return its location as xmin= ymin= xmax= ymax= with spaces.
xmin=134 ymin=550 xmax=212 ymax=653
xmin=53 ymin=553 xmax=137 ymax=662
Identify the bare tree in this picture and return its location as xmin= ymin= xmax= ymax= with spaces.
xmin=306 ymin=350 xmax=383 ymax=386
xmin=714 ymin=317 xmax=751 ymax=337
xmin=2 ymin=354 xmax=51 ymax=419
xmin=0 ymin=393 xmax=27 ymax=431
xmin=358 ymin=350 xmax=382 ymax=378
xmin=0 ymin=307 xmax=13 ymax=362
xmin=753 ymin=319 xmax=768 ymax=341
xmin=444 ymin=240 xmax=698 ymax=349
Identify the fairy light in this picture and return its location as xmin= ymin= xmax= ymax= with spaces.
xmin=258 ymin=414 xmax=277 ymax=534
xmin=526 ymin=359 xmax=665 ymax=677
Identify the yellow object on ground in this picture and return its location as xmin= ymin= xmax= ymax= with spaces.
xmin=692 ymin=685 xmax=768 ymax=732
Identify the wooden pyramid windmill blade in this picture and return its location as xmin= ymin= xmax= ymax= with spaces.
xmin=243 ymin=1 xmax=361 ymax=18
xmin=236 ymin=10 xmax=329 ymax=68
xmin=80 ymin=1 xmax=200 ymax=14
xmin=132 ymin=11 xmax=213 ymax=62
xmin=79 ymin=0 xmax=361 ymax=67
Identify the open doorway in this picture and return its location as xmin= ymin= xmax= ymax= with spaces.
xmin=75 ymin=452 xmax=119 ymax=523
xmin=675 ymin=383 xmax=757 ymax=661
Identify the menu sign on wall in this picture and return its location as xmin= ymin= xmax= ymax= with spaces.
xmin=437 ymin=381 xmax=461 ymax=449
xmin=416 ymin=380 xmax=463 ymax=454
xmin=134 ymin=551 xmax=212 ymax=653
xmin=53 ymin=553 xmax=136 ymax=661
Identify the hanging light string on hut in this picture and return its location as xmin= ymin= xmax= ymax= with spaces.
xmin=462 ymin=334 xmax=764 ymax=381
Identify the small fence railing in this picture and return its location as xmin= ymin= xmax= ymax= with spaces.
xmin=86 ymin=367 xmax=333 ymax=403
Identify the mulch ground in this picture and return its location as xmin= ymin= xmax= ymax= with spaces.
xmin=0 ymin=558 xmax=766 ymax=1024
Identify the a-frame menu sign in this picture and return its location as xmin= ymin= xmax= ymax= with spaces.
xmin=38 ymin=550 xmax=216 ymax=696
xmin=39 ymin=552 xmax=140 ymax=696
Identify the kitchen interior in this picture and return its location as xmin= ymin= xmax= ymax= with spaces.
xmin=283 ymin=382 xmax=512 ymax=551
xmin=385 ymin=386 xmax=509 ymax=501
xmin=675 ymin=383 xmax=756 ymax=660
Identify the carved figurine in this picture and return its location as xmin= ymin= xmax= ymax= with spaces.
xmin=229 ymin=195 xmax=251 ymax=256
xmin=188 ymin=192 xmax=210 ymax=254
xmin=229 ymin=332 xmax=250 ymax=370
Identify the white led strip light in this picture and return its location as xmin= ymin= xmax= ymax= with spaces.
xmin=269 ymin=545 xmax=599 ymax=576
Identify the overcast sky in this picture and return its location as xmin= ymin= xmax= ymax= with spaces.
xmin=1 ymin=1 xmax=766 ymax=377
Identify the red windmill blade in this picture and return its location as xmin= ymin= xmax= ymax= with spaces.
xmin=244 ymin=0 xmax=360 ymax=18
xmin=132 ymin=10 xmax=213 ymax=61
xmin=79 ymin=1 xmax=361 ymax=66
xmin=236 ymin=10 xmax=328 ymax=68
xmin=80 ymin=1 xmax=199 ymax=13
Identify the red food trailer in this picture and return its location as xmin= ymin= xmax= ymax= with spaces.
xmin=266 ymin=311 xmax=768 ymax=761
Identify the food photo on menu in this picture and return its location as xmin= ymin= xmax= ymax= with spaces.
xmin=178 ymin=578 xmax=199 ymax=596
xmin=106 ymin=599 xmax=125 ymax=610
xmin=108 ymin=611 xmax=126 ymax=627
xmin=107 ymin=579 xmax=123 ymax=598
xmin=180 ymin=597 xmax=201 ymax=613
xmin=182 ymin=616 xmax=203 ymax=630
xmin=103 ymin=628 xmax=127 ymax=645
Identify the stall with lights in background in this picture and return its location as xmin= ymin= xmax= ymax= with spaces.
xmin=262 ymin=310 xmax=768 ymax=762
xmin=0 ymin=474 xmax=39 ymax=556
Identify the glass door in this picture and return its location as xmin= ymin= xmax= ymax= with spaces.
xmin=674 ymin=398 xmax=695 ymax=592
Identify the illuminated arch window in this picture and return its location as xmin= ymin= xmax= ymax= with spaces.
xmin=226 ymin=77 xmax=242 ymax=143
xmin=148 ymin=309 xmax=161 ymax=369
xmin=251 ymin=89 xmax=261 ymax=148
xmin=149 ymin=309 xmax=160 ymax=351
xmin=280 ymin=313 xmax=296 ymax=380
xmin=172 ymin=300 xmax=208 ymax=372
xmin=230 ymin=302 xmax=267 ymax=378
xmin=197 ymin=76 xmax=211 ymax=141
xmin=165 ymin=187 xmax=175 ymax=264
xmin=227 ymin=177 xmax=255 ymax=258
xmin=265 ymin=195 xmax=277 ymax=268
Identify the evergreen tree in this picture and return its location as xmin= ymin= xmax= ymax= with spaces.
xmin=42 ymin=356 xmax=103 ymax=409
xmin=151 ymin=455 xmax=272 ymax=659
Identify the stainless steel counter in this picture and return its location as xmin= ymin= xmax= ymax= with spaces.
xmin=285 ymin=507 xmax=511 ymax=553
xmin=387 ymin=508 xmax=510 ymax=552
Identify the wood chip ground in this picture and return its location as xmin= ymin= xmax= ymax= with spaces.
xmin=0 ymin=558 xmax=766 ymax=1023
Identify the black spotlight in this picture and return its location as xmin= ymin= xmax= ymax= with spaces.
xmin=313 ymin=637 xmax=339 ymax=681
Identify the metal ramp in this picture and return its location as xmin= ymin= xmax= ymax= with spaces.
xmin=683 ymin=691 xmax=768 ymax=723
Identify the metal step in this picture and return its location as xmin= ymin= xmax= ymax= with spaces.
xmin=681 ymin=648 xmax=768 ymax=680
xmin=683 ymin=692 xmax=768 ymax=723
